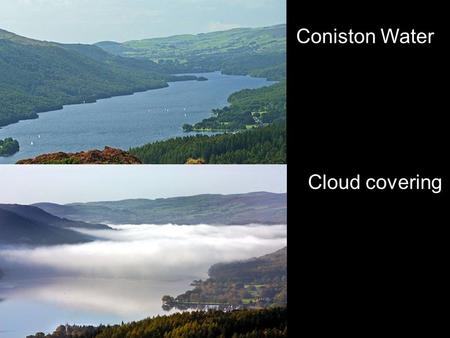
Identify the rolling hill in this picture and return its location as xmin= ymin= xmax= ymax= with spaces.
xmin=0 ymin=209 xmax=90 ymax=246
xmin=0 ymin=204 xmax=110 ymax=245
xmin=96 ymin=24 xmax=286 ymax=80
xmin=34 ymin=192 xmax=287 ymax=225
xmin=0 ymin=29 xmax=197 ymax=128
xmin=0 ymin=204 xmax=109 ymax=230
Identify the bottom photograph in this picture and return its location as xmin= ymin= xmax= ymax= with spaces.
xmin=0 ymin=165 xmax=287 ymax=338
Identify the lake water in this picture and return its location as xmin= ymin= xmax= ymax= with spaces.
xmin=0 ymin=224 xmax=287 ymax=337
xmin=0 ymin=72 xmax=273 ymax=164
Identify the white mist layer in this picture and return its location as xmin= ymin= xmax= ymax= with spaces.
xmin=0 ymin=224 xmax=286 ymax=280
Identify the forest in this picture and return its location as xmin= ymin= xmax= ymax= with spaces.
xmin=0 ymin=137 xmax=19 ymax=156
xmin=27 ymin=308 xmax=287 ymax=338
xmin=130 ymin=123 xmax=286 ymax=164
xmin=183 ymin=81 xmax=286 ymax=132
xmin=163 ymin=248 xmax=287 ymax=311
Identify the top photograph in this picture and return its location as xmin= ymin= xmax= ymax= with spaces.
xmin=0 ymin=0 xmax=286 ymax=164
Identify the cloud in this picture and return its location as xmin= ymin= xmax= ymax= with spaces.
xmin=0 ymin=224 xmax=286 ymax=317
xmin=0 ymin=224 xmax=286 ymax=280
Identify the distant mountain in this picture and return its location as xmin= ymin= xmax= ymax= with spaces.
xmin=0 ymin=29 xmax=196 ymax=127
xmin=0 ymin=207 xmax=99 ymax=246
xmin=34 ymin=192 xmax=287 ymax=225
xmin=0 ymin=204 xmax=109 ymax=230
xmin=96 ymin=24 xmax=286 ymax=80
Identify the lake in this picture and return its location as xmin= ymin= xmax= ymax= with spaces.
xmin=0 ymin=72 xmax=274 ymax=164
xmin=0 ymin=224 xmax=287 ymax=337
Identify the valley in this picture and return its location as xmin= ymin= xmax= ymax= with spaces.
xmin=0 ymin=24 xmax=286 ymax=164
xmin=0 ymin=169 xmax=287 ymax=338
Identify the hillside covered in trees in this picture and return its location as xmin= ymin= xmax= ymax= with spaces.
xmin=27 ymin=308 xmax=287 ymax=338
xmin=96 ymin=24 xmax=286 ymax=81
xmin=0 ymin=29 xmax=199 ymax=127
xmin=163 ymin=247 xmax=287 ymax=311
xmin=183 ymin=81 xmax=285 ymax=132
xmin=130 ymin=123 xmax=285 ymax=164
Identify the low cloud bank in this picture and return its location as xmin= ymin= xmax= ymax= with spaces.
xmin=0 ymin=224 xmax=286 ymax=280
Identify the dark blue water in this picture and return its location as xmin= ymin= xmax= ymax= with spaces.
xmin=0 ymin=72 xmax=273 ymax=164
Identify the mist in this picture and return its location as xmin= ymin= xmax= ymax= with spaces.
xmin=0 ymin=224 xmax=286 ymax=320
xmin=0 ymin=224 xmax=286 ymax=280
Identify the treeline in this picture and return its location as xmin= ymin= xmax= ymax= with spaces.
xmin=185 ymin=82 xmax=285 ymax=132
xmin=28 ymin=308 xmax=287 ymax=338
xmin=130 ymin=123 xmax=286 ymax=164
xmin=0 ymin=137 xmax=19 ymax=156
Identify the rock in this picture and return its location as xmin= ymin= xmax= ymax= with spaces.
xmin=16 ymin=147 xmax=142 ymax=164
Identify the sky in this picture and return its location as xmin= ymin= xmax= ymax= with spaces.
xmin=0 ymin=0 xmax=286 ymax=43
xmin=0 ymin=165 xmax=286 ymax=204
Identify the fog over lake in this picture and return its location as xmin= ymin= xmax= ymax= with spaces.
xmin=0 ymin=224 xmax=287 ymax=338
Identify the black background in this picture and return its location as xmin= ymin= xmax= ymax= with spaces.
xmin=288 ymin=5 xmax=447 ymax=336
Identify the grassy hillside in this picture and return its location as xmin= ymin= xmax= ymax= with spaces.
xmin=96 ymin=24 xmax=286 ymax=80
xmin=28 ymin=308 xmax=287 ymax=338
xmin=34 ymin=192 xmax=287 ymax=225
xmin=0 ymin=29 xmax=197 ymax=127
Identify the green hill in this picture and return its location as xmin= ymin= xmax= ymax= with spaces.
xmin=183 ymin=81 xmax=286 ymax=132
xmin=0 ymin=29 xmax=194 ymax=127
xmin=96 ymin=24 xmax=286 ymax=80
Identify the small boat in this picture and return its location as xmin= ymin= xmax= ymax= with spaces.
xmin=30 ymin=141 xmax=34 ymax=146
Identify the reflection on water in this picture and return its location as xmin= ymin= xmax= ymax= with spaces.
xmin=2 ymin=277 xmax=186 ymax=317
xmin=0 ymin=277 xmax=187 ymax=338
xmin=0 ymin=224 xmax=287 ymax=338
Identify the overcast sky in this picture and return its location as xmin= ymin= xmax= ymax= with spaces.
xmin=0 ymin=165 xmax=286 ymax=204
xmin=0 ymin=0 xmax=286 ymax=44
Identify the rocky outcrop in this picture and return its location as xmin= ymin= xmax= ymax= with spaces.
xmin=16 ymin=147 xmax=142 ymax=164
